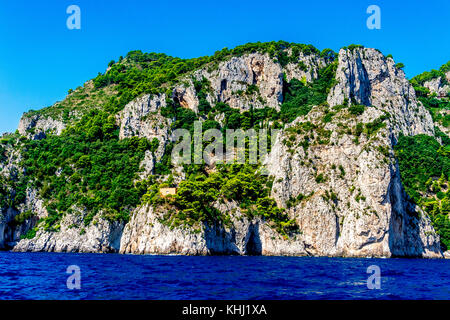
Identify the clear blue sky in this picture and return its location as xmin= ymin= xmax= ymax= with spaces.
xmin=0 ymin=0 xmax=449 ymax=134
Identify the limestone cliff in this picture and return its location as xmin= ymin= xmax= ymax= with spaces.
xmin=1 ymin=43 xmax=448 ymax=258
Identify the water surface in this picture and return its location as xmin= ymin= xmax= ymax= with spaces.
xmin=0 ymin=252 xmax=448 ymax=299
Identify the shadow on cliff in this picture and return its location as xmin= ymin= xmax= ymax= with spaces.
xmin=0 ymin=207 xmax=38 ymax=250
xmin=386 ymin=157 xmax=442 ymax=258
xmin=203 ymin=221 xmax=262 ymax=255
xmin=245 ymin=223 xmax=263 ymax=255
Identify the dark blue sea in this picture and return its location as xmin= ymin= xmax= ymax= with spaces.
xmin=0 ymin=252 xmax=449 ymax=300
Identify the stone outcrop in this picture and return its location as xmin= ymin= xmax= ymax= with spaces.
xmin=284 ymin=50 xmax=327 ymax=82
xmin=18 ymin=113 xmax=65 ymax=140
xmin=116 ymin=93 xmax=171 ymax=161
xmin=173 ymin=82 xmax=200 ymax=113
xmin=423 ymin=71 xmax=450 ymax=97
xmin=12 ymin=216 xmax=124 ymax=253
xmin=264 ymin=115 xmax=441 ymax=258
xmin=119 ymin=201 xmax=306 ymax=256
xmin=327 ymin=48 xmax=434 ymax=137
xmin=188 ymin=51 xmax=325 ymax=112
xmin=262 ymin=47 xmax=441 ymax=258
xmin=421 ymin=70 xmax=450 ymax=137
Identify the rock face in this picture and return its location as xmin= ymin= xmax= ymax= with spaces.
xmin=115 ymin=93 xmax=173 ymax=180
xmin=262 ymin=47 xmax=441 ymax=258
xmin=328 ymin=48 xmax=434 ymax=137
xmin=18 ymin=113 xmax=65 ymax=140
xmin=119 ymin=202 xmax=305 ymax=256
xmin=2 ymin=47 xmax=447 ymax=258
xmin=265 ymin=121 xmax=441 ymax=257
xmin=444 ymin=250 xmax=450 ymax=259
xmin=188 ymin=52 xmax=324 ymax=112
xmin=199 ymin=53 xmax=284 ymax=111
xmin=12 ymin=216 xmax=124 ymax=253
xmin=1 ymin=186 xmax=123 ymax=253
xmin=116 ymin=93 xmax=171 ymax=162
xmin=423 ymin=71 xmax=450 ymax=97
xmin=421 ymin=70 xmax=450 ymax=137
xmin=283 ymin=50 xmax=327 ymax=83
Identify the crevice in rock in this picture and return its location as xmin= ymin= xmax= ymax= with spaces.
xmin=334 ymin=213 xmax=340 ymax=245
xmin=245 ymin=223 xmax=262 ymax=255
xmin=220 ymin=79 xmax=227 ymax=92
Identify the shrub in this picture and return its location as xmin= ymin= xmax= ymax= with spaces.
xmin=315 ymin=173 xmax=325 ymax=183
xmin=348 ymin=104 xmax=365 ymax=116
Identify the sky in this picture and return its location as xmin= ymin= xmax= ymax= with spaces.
xmin=0 ymin=0 xmax=449 ymax=134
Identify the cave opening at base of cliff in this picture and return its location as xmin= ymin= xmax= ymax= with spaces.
xmin=245 ymin=225 xmax=262 ymax=256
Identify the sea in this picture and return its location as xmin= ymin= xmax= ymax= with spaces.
xmin=0 ymin=251 xmax=449 ymax=300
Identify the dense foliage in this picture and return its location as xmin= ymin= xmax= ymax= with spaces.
xmin=410 ymin=61 xmax=449 ymax=150
xmin=0 ymin=40 xmax=361 ymax=241
xmin=21 ymin=110 xmax=151 ymax=230
xmin=395 ymin=134 xmax=450 ymax=250
xmin=418 ymin=95 xmax=450 ymax=129
xmin=0 ymin=175 xmax=10 ymax=210
xmin=280 ymin=62 xmax=338 ymax=123
xmin=0 ymin=135 xmax=29 ymax=212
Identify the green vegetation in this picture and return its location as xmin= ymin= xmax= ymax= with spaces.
xmin=322 ymin=110 xmax=336 ymax=123
xmin=348 ymin=104 xmax=366 ymax=116
xmin=416 ymin=95 xmax=450 ymax=129
xmin=21 ymin=227 xmax=37 ymax=240
xmin=343 ymin=44 xmax=364 ymax=52
xmin=21 ymin=41 xmax=333 ymax=124
xmin=364 ymin=114 xmax=389 ymax=137
xmin=143 ymin=164 xmax=298 ymax=236
xmin=20 ymin=40 xmax=336 ymax=132
xmin=12 ymin=210 xmax=34 ymax=226
xmin=280 ymin=61 xmax=338 ymax=123
xmin=21 ymin=109 xmax=151 ymax=230
xmin=411 ymin=61 xmax=450 ymax=88
xmin=410 ymin=61 xmax=449 ymax=130
xmin=395 ymin=134 xmax=450 ymax=250
xmin=339 ymin=165 xmax=346 ymax=179
xmin=286 ymin=192 xmax=314 ymax=208
xmin=0 ymin=144 xmax=6 ymax=163
xmin=0 ymin=175 xmax=10 ymax=210
xmin=0 ymin=137 xmax=31 ymax=212
xmin=315 ymin=173 xmax=326 ymax=183
xmin=91 ymin=41 xmax=334 ymax=116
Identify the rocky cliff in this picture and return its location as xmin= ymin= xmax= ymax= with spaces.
xmin=1 ymin=42 xmax=448 ymax=258
xmin=423 ymin=70 xmax=450 ymax=97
